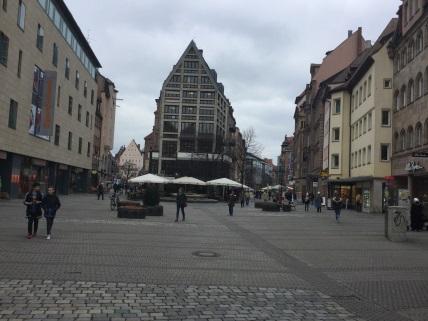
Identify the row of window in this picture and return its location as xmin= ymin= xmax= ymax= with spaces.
xmin=351 ymin=145 xmax=373 ymax=169
xmin=394 ymin=69 xmax=428 ymax=110
xmin=395 ymin=20 xmax=427 ymax=72
xmin=0 ymin=28 xmax=95 ymax=104
xmin=165 ymin=105 xmax=216 ymax=115
xmin=163 ymin=121 xmax=215 ymax=134
xmin=351 ymin=75 xmax=373 ymax=111
xmin=170 ymin=75 xmax=211 ymax=84
xmin=394 ymin=121 xmax=427 ymax=152
xmin=351 ymin=111 xmax=373 ymax=141
xmin=403 ymin=0 xmax=421 ymax=26
xmin=6 ymin=98 xmax=91 ymax=157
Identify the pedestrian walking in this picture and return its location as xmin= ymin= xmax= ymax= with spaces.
xmin=410 ymin=198 xmax=424 ymax=231
xmin=228 ymin=191 xmax=236 ymax=216
xmin=245 ymin=190 xmax=250 ymax=206
xmin=42 ymin=187 xmax=61 ymax=240
xmin=314 ymin=192 xmax=322 ymax=213
xmin=97 ymin=182 xmax=104 ymax=200
xmin=332 ymin=191 xmax=343 ymax=222
xmin=304 ymin=192 xmax=310 ymax=212
xmin=240 ymin=192 xmax=245 ymax=208
xmin=175 ymin=187 xmax=187 ymax=222
xmin=309 ymin=192 xmax=315 ymax=209
xmin=23 ymin=183 xmax=43 ymax=239
xmin=355 ymin=193 xmax=362 ymax=212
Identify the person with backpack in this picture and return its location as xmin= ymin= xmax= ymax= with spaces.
xmin=228 ymin=191 xmax=237 ymax=216
xmin=332 ymin=191 xmax=343 ymax=222
xmin=175 ymin=187 xmax=187 ymax=222
xmin=42 ymin=186 xmax=61 ymax=240
xmin=304 ymin=192 xmax=310 ymax=212
xmin=23 ymin=183 xmax=43 ymax=239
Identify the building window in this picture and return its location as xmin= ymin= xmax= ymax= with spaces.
xmin=78 ymin=105 xmax=82 ymax=122
xmin=331 ymin=154 xmax=339 ymax=169
xmin=164 ymin=105 xmax=179 ymax=114
xmin=198 ymin=122 xmax=214 ymax=134
xmin=90 ymin=114 xmax=93 ymax=129
xmin=407 ymin=126 xmax=414 ymax=149
xmin=17 ymin=49 xmax=22 ymax=77
xmin=362 ymin=148 xmax=366 ymax=165
xmin=416 ymin=31 xmax=423 ymax=53
xmin=57 ymin=86 xmax=61 ymax=107
xmin=383 ymin=79 xmax=392 ymax=89
xmin=87 ymin=142 xmax=91 ymax=157
xmin=363 ymin=116 xmax=367 ymax=133
xmin=36 ymin=24 xmax=44 ymax=51
xmin=52 ymin=43 xmax=58 ymax=66
xmin=68 ymin=132 xmax=72 ymax=150
xmin=182 ymin=106 xmax=196 ymax=114
xmin=78 ymin=137 xmax=82 ymax=154
xmin=75 ymin=70 xmax=79 ymax=89
xmin=401 ymin=85 xmax=407 ymax=107
xmin=332 ymin=127 xmax=340 ymax=141
xmin=363 ymin=81 xmax=367 ymax=100
xmin=2 ymin=0 xmax=6 ymax=12
xmin=355 ymin=91 xmax=359 ymax=109
xmin=17 ymin=0 xmax=26 ymax=30
xmin=83 ymin=81 xmax=87 ymax=97
xmin=408 ymin=79 xmax=414 ymax=103
xmin=54 ymin=125 xmax=60 ymax=146
xmin=359 ymin=120 xmax=363 ymax=136
xmin=380 ymin=144 xmax=390 ymax=161
xmin=381 ymin=110 xmax=391 ymax=127
xmin=0 ymin=31 xmax=9 ymax=66
xmin=415 ymin=123 xmax=423 ymax=146
xmin=65 ymin=58 xmax=70 ymax=79
xmin=416 ymin=73 xmax=423 ymax=98
xmin=85 ymin=111 xmax=89 ymax=127
xmin=367 ymin=145 xmax=372 ymax=164
xmin=400 ymin=130 xmax=406 ymax=151
xmin=90 ymin=89 xmax=94 ymax=105
xmin=368 ymin=112 xmax=372 ymax=130
xmin=163 ymin=121 xmax=178 ymax=132
xmin=68 ymin=96 xmax=73 ymax=115
xmin=333 ymin=99 xmax=341 ymax=114
xmin=368 ymin=76 xmax=373 ymax=95
xmin=162 ymin=140 xmax=177 ymax=157
xmin=8 ymin=99 xmax=18 ymax=129
xmin=359 ymin=86 xmax=363 ymax=104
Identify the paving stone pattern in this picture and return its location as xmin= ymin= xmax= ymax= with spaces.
xmin=0 ymin=195 xmax=428 ymax=320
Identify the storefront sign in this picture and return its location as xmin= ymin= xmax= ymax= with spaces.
xmin=405 ymin=161 xmax=424 ymax=172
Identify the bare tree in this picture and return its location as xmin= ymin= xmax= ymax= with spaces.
xmin=233 ymin=127 xmax=264 ymax=187
xmin=119 ymin=161 xmax=138 ymax=181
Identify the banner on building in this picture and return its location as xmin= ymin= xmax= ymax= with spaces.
xmin=28 ymin=66 xmax=57 ymax=141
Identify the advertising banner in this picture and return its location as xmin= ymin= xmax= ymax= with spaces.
xmin=29 ymin=66 xmax=57 ymax=140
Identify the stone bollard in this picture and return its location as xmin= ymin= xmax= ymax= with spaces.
xmin=385 ymin=206 xmax=408 ymax=242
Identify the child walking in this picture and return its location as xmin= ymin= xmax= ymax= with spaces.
xmin=42 ymin=186 xmax=61 ymax=240
xmin=24 ymin=183 xmax=43 ymax=239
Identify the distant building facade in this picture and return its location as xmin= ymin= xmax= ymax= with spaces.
xmin=277 ymin=135 xmax=293 ymax=186
xmin=245 ymin=153 xmax=274 ymax=189
xmin=116 ymin=139 xmax=144 ymax=179
xmin=293 ymin=28 xmax=369 ymax=199
xmin=390 ymin=0 xmax=428 ymax=204
xmin=143 ymin=41 xmax=241 ymax=180
xmin=91 ymin=73 xmax=117 ymax=186
xmin=0 ymin=0 xmax=103 ymax=197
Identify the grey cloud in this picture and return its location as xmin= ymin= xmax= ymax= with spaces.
xmin=66 ymin=0 xmax=400 ymax=162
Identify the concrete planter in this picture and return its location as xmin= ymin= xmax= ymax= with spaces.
xmin=117 ymin=206 xmax=146 ymax=219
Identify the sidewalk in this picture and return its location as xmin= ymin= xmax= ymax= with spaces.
xmin=0 ymin=194 xmax=427 ymax=321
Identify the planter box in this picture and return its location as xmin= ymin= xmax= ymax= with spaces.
xmin=118 ymin=200 xmax=142 ymax=207
xmin=144 ymin=205 xmax=163 ymax=216
xmin=117 ymin=206 xmax=146 ymax=219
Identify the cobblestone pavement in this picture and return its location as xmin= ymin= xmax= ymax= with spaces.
xmin=1 ymin=195 xmax=428 ymax=321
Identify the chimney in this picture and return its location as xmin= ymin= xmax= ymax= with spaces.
xmin=348 ymin=30 xmax=353 ymax=38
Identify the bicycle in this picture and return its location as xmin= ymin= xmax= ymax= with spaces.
xmin=110 ymin=193 xmax=120 ymax=211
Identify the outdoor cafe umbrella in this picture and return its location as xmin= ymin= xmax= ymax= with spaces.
xmin=206 ymin=178 xmax=242 ymax=188
xmin=171 ymin=176 xmax=206 ymax=186
xmin=128 ymin=174 xmax=170 ymax=184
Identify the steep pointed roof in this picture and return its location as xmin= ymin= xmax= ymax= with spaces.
xmin=162 ymin=40 xmax=229 ymax=101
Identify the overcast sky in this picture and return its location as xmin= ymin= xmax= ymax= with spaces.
xmin=66 ymin=0 xmax=400 ymax=163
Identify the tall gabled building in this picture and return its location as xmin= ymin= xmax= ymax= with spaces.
xmin=144 ymin=41 xmax=240 ymax=180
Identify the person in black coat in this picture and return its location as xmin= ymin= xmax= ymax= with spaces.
xmin=175 ymin=187 xmax=187 ymax=222
xmin=23 ymin=183 xmax=43 ymax=239
xmin=410 ymin=198 xmax=424 ymax=231
xmin=97 ymin=183 xmax=104 ymax=200
xmin=42 ymin=187 xmax=61 ymax=240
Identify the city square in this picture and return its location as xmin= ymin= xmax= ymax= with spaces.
xmin=1 ymin=196 xmax=428 ymax=321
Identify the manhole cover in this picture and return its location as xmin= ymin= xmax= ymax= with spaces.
xmin=192 ymin=251 xmax=220 ymax=258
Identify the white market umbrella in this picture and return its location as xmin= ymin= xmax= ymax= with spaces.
xmin=171 ymin=176 xmax=206 ymax=186
xmin=271 ymin=185 xmax=285 ymax=190
xmin=128 ymin=174 xmax=170 ymax=184
xmin=206 ymin=178 xmax=242 ymax=188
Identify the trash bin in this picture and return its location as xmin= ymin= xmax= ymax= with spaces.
xmin=385 ymin=206 xmax=408 ymax=242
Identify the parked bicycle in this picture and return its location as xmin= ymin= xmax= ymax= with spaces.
xmin=110 ymin=192 xmax=120 ymax=211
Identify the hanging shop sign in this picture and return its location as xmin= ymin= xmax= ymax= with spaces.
xmin=405 ymin=161 xmax=424 ymax=172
